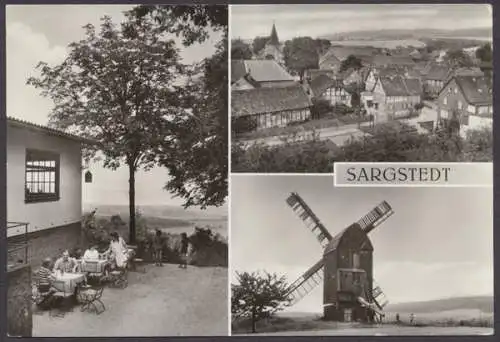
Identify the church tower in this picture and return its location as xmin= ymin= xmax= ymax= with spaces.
xmin=269 ymin=22 xmax=280 ymax=46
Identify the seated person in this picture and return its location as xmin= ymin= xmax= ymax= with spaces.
xmin=103 ymin=232 xmax=132 ymax=269
xmin=82 ymin=245 xmax=100 ymax=261
xmin=53 ymin=250 xmax=79 ymax=273
xmin=37 ymin=258 xmax=56 ymax=294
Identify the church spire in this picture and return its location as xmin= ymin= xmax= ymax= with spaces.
xmin=269 ymin=21 xmax=279 ymax=46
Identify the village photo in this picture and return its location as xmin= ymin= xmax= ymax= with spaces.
xmin=6 ymin=4 xmax=228 ymax=337
xmin=230 ymin=4 xmax=493 ymax=173
xmin=230 ymin=175 xmax=493 ymax=335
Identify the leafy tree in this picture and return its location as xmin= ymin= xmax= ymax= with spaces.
xmin=252 ymin=36 xmax=269 ymax=55
xmin=311 ymin=98 xmax=332 ymax=119
xmin=130 ymin=5 xmax=228 ymax=209
xmin=27 ymin=15 xmax=184 ymax=244
xmin=340 ymin=55 xmax=363 ymax=72
xmin=444 ymin=49 xmax=473 ymax=68
xmin=476 ymin=43 xmax=492 ymax=63
xmin=314 ymin=38 xmax=331 ymax=56
xmin=283 ymin=37 xmax=319 ymax=81
xmin=232 ymin=271 xmax=291 ymax=333
xmin=231 ymin=39 xmax=252 ymax=59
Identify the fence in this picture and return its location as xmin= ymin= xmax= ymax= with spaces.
xmin=7 ymin=222 xmax=29 ymax=271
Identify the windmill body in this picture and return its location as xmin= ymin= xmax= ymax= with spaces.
xmin=284 ymin=192 xmax=394 ymax=323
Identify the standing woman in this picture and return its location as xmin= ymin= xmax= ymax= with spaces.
xmin=179 ymin=233 xmax=190 ymax=269
xmin=105 ymin=232 xmax=131 ymax=269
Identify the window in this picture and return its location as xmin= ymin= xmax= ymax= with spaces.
xmin=25 ymin=149 xmax=60 ymax=203
xmin=457 ymin=100 xmax=462 ymax=109
xmin=467 ymin=105 xmax=476 ymax=114
xmin=454 ymin=87 xmax=458 ymax=94
xmin=443 ymin=96 xmax=447 ymax=105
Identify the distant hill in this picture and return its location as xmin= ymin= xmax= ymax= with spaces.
xmin=321 ymin=27 xmax=492 ymax=41
xmin=385 ymin=296 xmax=493 ymax=314
xmin=84 ymin=203 xmax=227 ymax=221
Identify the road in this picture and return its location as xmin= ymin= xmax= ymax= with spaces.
xmin=239 ymin=123 xmax=371 ymax=148
xmin=33 ymin=264 xmax=228 ymax=336
xmin=241 ymin=325 xmax=493 ymax=336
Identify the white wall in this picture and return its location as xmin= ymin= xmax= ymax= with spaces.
xmin=468 ymin=115 xmax=493 ymax=131
xmin=7 ymin=126 xmax=82 ymax=237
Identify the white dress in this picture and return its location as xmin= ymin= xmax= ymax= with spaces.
xmin=110 ymin=237 xmax=129 ymax=267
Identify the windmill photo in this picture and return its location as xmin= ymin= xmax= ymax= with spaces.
xmin=284 ymin=192 xmax=394 ymax=323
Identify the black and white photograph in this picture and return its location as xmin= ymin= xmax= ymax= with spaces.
xmin=230 ymin=175 xmax=493 ymax=335
xmin=6 ymin=4 xmax=228 ymax=337
xmin=230 ymin=4 xmax=493 ymax=173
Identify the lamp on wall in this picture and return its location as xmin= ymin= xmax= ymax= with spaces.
xmin=85 ymin=170 xmax=93 ymax=183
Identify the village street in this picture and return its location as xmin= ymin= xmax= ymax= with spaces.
xmin=33 ymin=265 xmax=228 ymax=336
xmin=239 ymin=122 xmax=373 ymax=148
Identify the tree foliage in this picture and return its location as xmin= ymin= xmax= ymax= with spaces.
xmin=283 ymin=37 xmax=319 ymax=80
xmin=252 ymin=36 xmax=269 ymax=55
xmin=232 ymin=271 xmax=291 ymax=333
xmin=231 ymin=39 xmax=252 ymax=59
xmin=475 ymin=43 xmax=492 ymax=63
xmin=129 ymin=5 xmax=228 ymax=209
xmin=340 ymin=55 xmax=363 ymax=72
xmin=27 ymin=14 xmax=185 ymax=243
xmin=444 ymin=49 xmax=473 ymax=68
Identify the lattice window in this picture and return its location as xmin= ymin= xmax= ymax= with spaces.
xmin=25 ymin=149 xmax=60 ymax=203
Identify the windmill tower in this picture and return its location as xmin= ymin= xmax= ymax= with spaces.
xmin=284 ymin=192 xmax=394 ymax=323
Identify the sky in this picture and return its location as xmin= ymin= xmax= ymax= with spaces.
xmin=230 ymin=4 xmax=492 ymax=40
xmin=6 ymin=5 xmax=224 ymax=207
xmin=231 ymin=175 xmax=493 ymax=312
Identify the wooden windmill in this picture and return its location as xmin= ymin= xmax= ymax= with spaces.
xmin=284 ymin=192 xmax=394 ymax=323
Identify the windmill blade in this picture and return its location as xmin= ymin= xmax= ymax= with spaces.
xmin=286 ymin=192 xmax=333 ymax=248
xmin=371 ymin=280 xmax=390 ymax=310
xmin=285 ymin=259 xmax=324 ymax=305
xmin=356 ymin=200 xmax=394 ymax=234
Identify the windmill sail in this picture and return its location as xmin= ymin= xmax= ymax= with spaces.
xmin=356 ymin=200 xmax=394 ymax=234
xmin=371 ymin=280 xmax=389 ymax=309
xmin=285 ymin=259 xmax=324 ymax=305
xmin=286 ymin=192 xmax=333 ymax=248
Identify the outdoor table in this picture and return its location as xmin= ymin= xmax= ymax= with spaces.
xmin=53 ymin=272 xmax=86 ymax=294
xmin=81 ymin=259 xmax=109 ymax=273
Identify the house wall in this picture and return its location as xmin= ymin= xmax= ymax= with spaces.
xmin=322 ymin=87 xmax=352 ymax=107
xmin=259 ymin=80 xmax=297 ymax=88
xmin=365 ymin=72 xmax=378 ymax=92
xmin=424 ymin=79 xmax=445 ymax=96
xmin=7 ymin=125 xmax=83 ymax=266
xmin=467 ymin=115 xmax=493 ymax=131
xmin=253 ymin=107 xmax=312 ymax=130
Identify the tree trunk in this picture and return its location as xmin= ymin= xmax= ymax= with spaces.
xmin=128 ymin=163 xmax=136 ymax=244
xmin=251 ymin=311 xmax=256 ymax=333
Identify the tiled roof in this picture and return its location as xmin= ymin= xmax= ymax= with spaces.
xmin=379 ymin=76 xmax=422 ymax=97
xmin=231 ymin=85 xmax=312 ymax=117
xmin=244 ymin=59 xmax=294 ymax=82
xmin=310 ymin=74 xmax=342 ymax=97
xmin=320 ymin=46 xmax=377 ymax=65
xmin=453 ymin=67 xmax=484 ymax=77
xmin=7 ymin=116 xmax=97 ymax=144
xmin=453 ymin=75 xmax=492 ymax=106
xmin=425 ymin=64 xmax=451 ymax=81
xmin=372 ymin=55 xmax=415 ymax=67
xmin=231 ymin=60 xmax=247 ymax=83
xmin=308 ymin=69 xmax=334 ymax=81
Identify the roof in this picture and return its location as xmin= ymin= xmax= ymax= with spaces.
xmin=243 ymin=59 xmax=294 ymax=82
xmin=269 ymin=23 xmax=280 ymax=46
xmin=323 ymin=224 xmax=373 ymax=256
xmin=372 ymin=55 xmax=415 ymax=67
xmin=445 ymin=75 xmax=492 ymax=106
xmin=308 ymin=69 xmax=334 ymax=81
xmin=231 ymin=85 xmax=312 ymax=117
xmin=231 ymin=60 xmax=247 ymax=83
xmin=379 ymin=76 xmax=422 ymax=97
xmin=453 ymin=67 xmax=484 ymax=77
xmin=7 ymin=116 xmax=96 ymax=144
xmin=425 ymin=64 xmax=451 ymax=81
xmin=310 ymin=74 xmax=343 ymax=97
xmin=320 ymin=46 xmax=378 ymax=65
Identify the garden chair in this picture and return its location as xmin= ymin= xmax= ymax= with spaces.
xmin=49 ymin=280 xmax=75 ymax=317
xmin=108 ymin=267 xmax=128 ymax=289
xmin=81 ymin=260 xmax=109 ymax=285
xmin=79 ymin=286 xmax=105 ymax=315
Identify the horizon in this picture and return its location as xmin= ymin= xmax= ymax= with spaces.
xmin=231 ymin=4 xmax=492 ymax=41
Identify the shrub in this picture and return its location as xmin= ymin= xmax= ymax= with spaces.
xmin=310 ymin=98 xmax=332 ymax=120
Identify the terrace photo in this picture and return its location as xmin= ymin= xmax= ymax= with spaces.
xmin=230 ymin=4 xmax=493 ymax=173
xmin=6 ymin=4 xmax=228 ymax=337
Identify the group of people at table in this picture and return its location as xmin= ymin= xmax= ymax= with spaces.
xmin=35 ymin=232 xmax=132 ymax=302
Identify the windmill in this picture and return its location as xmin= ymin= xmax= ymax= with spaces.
xmin=284 ymin=192 xmax=394 ymax=323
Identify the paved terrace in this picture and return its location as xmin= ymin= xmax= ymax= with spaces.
xmin=33 ymin=264 xmax=228 ymax=336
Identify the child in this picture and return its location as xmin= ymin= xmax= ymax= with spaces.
xmin=153 ymin=230 xmax=163 ymax=266
xmin=179 ymin=233 xmax=190 ymax=269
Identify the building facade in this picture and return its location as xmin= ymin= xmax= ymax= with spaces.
xmin=310 ymin=75 xmax=352 ymax=107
